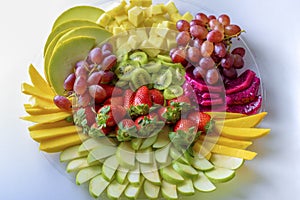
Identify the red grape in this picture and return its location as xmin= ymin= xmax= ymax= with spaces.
xmin=89 ymin=47 xmax=103 ymax=64
xmin=176 ymin=20 xmax=190 ymax=32
xmin=101 ymin=55 xmax=117 ymax=71
xmin=190 ymin=25 xmax=208 ymax=40
xmin=218 ymin=14 xmax=231 ymax=26
xmin=208 ymin=15 xmax=216 ymax=20
xmin=193 ymin=67 xmax=207 ymax=79
xmin=87 ymin=71 xmax=103 ymax=86
xmin=195 ymin=13 xmax=209 ymax=25
xmin=192 ymin=38 xmax=203 ymax=49
xmin=190 ymin=19 xmax=203 ymax=26
xmin=207 ymin=30 xmax=224 ymax=43
xmin=100 ymin=71 xmax=115 ymax=83
xmin=176 ymin=31 xmax=191 ymax=46
xmin=75 ymin=60 xmax=88 ymax=69
xmin=53 ymin=95 xmax=72 ymax=111
xmin=206 ymin=68 xmax=219 ymax=85
xmin=77 ymin=92 xmax=91 ymax=107
xmin=75 ymin=66 xmax=88 ymax=80
xmin=231 ymin=47 xmax=246 ymax=57
xmin=89 ymin=85 xmax=107 ymax=103
xmin=101 ymin=43 xmax=113 ymax=52
xmin=187 ymin=47 xmax=201 ymax=64
xmin=209 ymin=19 xmax=221 ymax=30
xmin=171 ymin=49 xmax=187 ymax=64
xmin=222 ymin=67 xmax=237 ymax=79
xmin=221 ymin=54 xmax=234 ymax=69
xmin=102 ymin=50 xmax=112 ymax=58
xmin=214 ymin=42 xmax=227 ymax=58
xmin=64 ymin=73 xmax=76 ymax=91
xmin=74 ymin=76 xmax=87 ymax=95
xmin=233 ymin=54 xmax=244 ymax=69
xmin=199 ymin=57 xmax=215 ymax=70
xmin=224 ymin=24 xmax=241 ymax=36
xmin=201 ymin=41 xmax=214 ymax=57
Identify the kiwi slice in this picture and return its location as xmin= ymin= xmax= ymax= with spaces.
xmin=131 ymin=68 xmax=152 ymax=90
xmin=157 ymin=54 xmax=173 ymax=63
xmin=115 ymin=60 xmax=140 ymax=81
xmin=163 ymin=85 xmax=184 ymax=100
xmin=129 ymin=51 xmax=148 ymax=65
xmin=142 ymin=59 xmax=162 ymax=73
xmin=170 ymin=65 xmax=186 ymax=86
xmin=152 ymin=69 xmax=172 ymax=90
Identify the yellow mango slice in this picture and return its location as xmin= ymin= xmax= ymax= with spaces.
xmin=22 ymin=83 xmax=53 ymax=101
xmin=216 ymin=125 xmax=270 ymax=140
xmin=206 ymin=112 xmax=246 ymax=119
xmin=20 ymin=112 xmax=71 ymax=123
xmin=28 ymin=120 xmax=73 ymax=131
xmin=217 ymin=112 xmax=268 ymax=128
xmin=29 ymin=96 xmax=56 ymax=108
xmin=28 ymin=64 xmax=55 ymax=96
xmin=30 ymin=125 xmax=79 ymax=142
xmin=39 ymin=133 xmax=88 ymax=153
xmin=199 ymin=135 xmax=252 ymax=149
xmin=24 ymin=105 xmax=61 ymax=115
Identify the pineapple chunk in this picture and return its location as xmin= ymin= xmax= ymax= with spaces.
xmin=97 ymin=13 xmax=112 ymax=27
xmin=115 ymin=14 xmax=128 ymax=24
xmin=161 ymin=21 xmax=176 ymax=30
xmin=165 ymin=1 xmax=179 ymax=15
xmin=107 ymin=0 xmax=127 ymax=16
xmin=182 ymin=12 xmax=194 ymax=22
xmin=170 ymin=12 xmax=182 ymax=22
xmin=128 ymin=6 xmax=145 ymax=27
xmin=150 ymin=4 xmax=165 ymax=15
xmin=130 ymin=0 xmax=152 ymax=7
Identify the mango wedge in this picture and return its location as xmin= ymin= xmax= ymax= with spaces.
xmin=39 ymin=133 xmax=87 ymax=153
xmin=206 ymin=112 xmax=246 ymax=119
xmin=30 ymin=125 xmax=79 ymax=142
xmin=29 ymin=96 xmax=56 ymax=108
xmin=199 ymin=135 xmax=253 ymax=150
xmin=216 ymin=125 xmax=270 ymax=140
xmin=21 ymin=83 xmax=53 ymax=101
xmin=24 ymin=105 xmax=61 ymax=115
xmin=28 ymin=64 xmax=55 ymax=96
xmin=20 ymin=112 xmax=71 ymax=123
xmin=28 ymin=120 xmax=73 ymax=131
xmin=216 ymin=112 xmax=268 ymax=128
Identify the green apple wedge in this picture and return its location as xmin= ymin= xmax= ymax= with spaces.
xmin=172 ymin=162 xmax=198 ymax=179
xmin=52 ymin=6 xmax=105 ymax=31
xmin=140 ymin=161 xmax=161 ymax=186
xmin=60 ymin=145 xmax=87 ymax=162
xmin=116 ymin=166 xmax=129 ymax=184
xmin=116 ymin=142 xmax=136 ymax=170
xmin=204 ymin=167 xmax=235 ymax=183
xmin=124 ymin=177 xmax=145 ymax=200
xmin=177 ymin=179 xmax=195 ymax=196
xmin=193 ymin=172 xmax=216 ymax=192
xmin=136 ymin=147 xmax=153 ymax=164
xmin=107 ymin=179 xmax=129 ymax=200
xmin=44 ymin=20 xmax=100 ymax=55
xmin=161 ymin=180 xmax=178 ymax=200
xmin=131 ymin=138 xmax=143 ymax=150
xmin=210 ymin=154 xmax=244 ymax=170
xmin=159 ymin=165 xmax=184 ymax=184
xmin=75 ymin=165 xmax=101 ymax=185
xmin=184 ymin=152 xmax=214 ymax=171
xmin=102 ymin=155 xmax=119 ymax=181
xmin=169 ymin=146 xmax=189 ymax=164
xmin=143 ymin=180 xmax=160 ymax=199
xmin=44 ymin=26 xmax=112 ymax=80
xmin=89 ymin=174 xmax=110 ymax=198
xmin=78 ymin=137 xmax=116 ymax=154
xmin=87 ymin=145 xmax=117 ymax=164
xmin=66 ymin=157 xmax=94 ymax=173
xmin=127 ymin=162 xmax=140 ymax=185
xmin=155 ymin=143 xmax=171 ymax=164
xmin=139 ymin=134 xmax=158 ymax=150
xmin=152 ymin=126 xmax=171 ymax=149
xmin=47 ymin=36 xmax=95 ymax=95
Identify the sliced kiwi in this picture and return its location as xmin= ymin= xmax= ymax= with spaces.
xmin=152 ymin=69 xmax=172 ymax=90
xmin=115 ymin=60 xmax=140 ymax=81
xmin=163 ymin=85 xmax=184 ymax=100
xmin=142 ymin=59 xmax=162 ymax=74
xmin=131 ymin=68 xmax=152 ymax=90
xmin=170 ymin=65 xmax=186 ymax=86
xmin=157 ymin=54 xmax=173 ymax=63
xmin=129 ymin=51 xmax=148 ymax=65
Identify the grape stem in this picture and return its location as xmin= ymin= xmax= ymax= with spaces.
xmin=224 ymin=30 xmax=246 ymax=40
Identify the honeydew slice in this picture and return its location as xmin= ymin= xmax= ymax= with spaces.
xmin=159 ymin=166 xmax=184 ymax=184
xmin=66 ymin=157 xmax=93 ymax=173
xmin=87 ymin=145 xmax=117 ymax=164
xmin=89 ymin=174 xmax=110 ymax=198
xmin=177 ymin=179 xmax=195 ymax=196
xmin=78 ymin=137 xmax=116 ymax=154
xmin=102 ymin=155 xmax=119 ymax=181
xmin=124 ymin=177 xmax=145 ymax=199
xmin=75 ymin=165 xmax=101 ymax=185
xmin=193 ymin=172 xmax=216 ymax=192
xmin=136 ymin=147 xmax=153 ymax=164
xmin=161 ymin=180 xmax=177 ymax=200
xmin=172 ymin=162 xmax=198 ymax=179
xmin=210 ymin=154 xmax=244 ymax=170
xmin=143 ymin=180 xmax=160 ymax=199
xmin=116 ymin=166 xmax=129 ymax=184
xmin=107 ymin=179 xmax=129 ymax=200
xmin=116 ymin=142 xmax=136 ymax=169
xmin=140 ymin=161 xmax=161 ymax=186
xmin=127 ymin=163 xmax=140 ymax=185
xmin=204 ymin=167 xmax=235 ymax=183
xmin=60 ymin=145 xmax=87 ymax=162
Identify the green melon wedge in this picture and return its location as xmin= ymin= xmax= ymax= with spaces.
xmin=48 ymin=36 xmax=95 ymax=95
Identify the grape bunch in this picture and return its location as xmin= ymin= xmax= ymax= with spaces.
xmin=170 ymin=13 xmax=246 ymax=85
xmin=63 ymin=43 xmax=117 ymax=108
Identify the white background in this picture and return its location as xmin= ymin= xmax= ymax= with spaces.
xmin=1 ymin=0 xmax=300 ymax=199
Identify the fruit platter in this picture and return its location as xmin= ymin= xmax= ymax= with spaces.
xmin=21 ymin=0 xmax=270 ymax=199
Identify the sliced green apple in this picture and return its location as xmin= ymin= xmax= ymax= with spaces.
xmin=60 ymin=145 xmax=87 ymax=162
xmin=160 ymin=166 xmax=184 ymax=184
xmin=107 ymin=179 xmax=129 ymax=200
xmin=66 ymin=157 xmax=93 ymax=173
xmin=48 ymin=36 xmax=95 ymax=95
xmin=187 ymin=154 xmax=214 ymax=171
xmin=169 ymin=146 xmax=189 ymax=164
xmin=140 ymin=162 xmax=161 ymax=186
xmin=210 ymin=154 xmax=244 ymax=170
xmin=127 ymin=162 xmax=140 ymax=185
xmin=116 ymin=166 xmax=129 ymax=184
xmin=136 ymin=147 xmax=153 ymax=164
xmin=204 ymin=167 xmax=235 ymax=183
xmin=152 ymin=126 xmax=171 ymax=148
xmin=161 ymin=180 xmax=178 ymax=200
xmin=75 ymin=165 xmax=101 ymax=185
xmin=87 ymin=145 xmax=117 ymax=164
xmin=124 ymin=177 xmax=145 ymax=200
xmin=89 ymin=174 xmax=110 ymax=198
xmin=139 ymin=134 xmax=158 ymax=150
xmin=193 ymin=172 xmax=216 ymax=192
xmin=172 ymin=162 xmax=198 ymax=178
xmin=177 ymin=179 xmax=195 ymax=196
xmin=78 ymin=137 xmax=116 ymax=154
xmin=102 ymin=155 xmax=119 ymax=181
xmin=155 ymin=143 xmax=171 ymax=164
xmin=143 ymin=180 xmax=160 ymax=199
xmin=116 ymin=142 xmax=136 ymax=169
xmin=131 ymin=138 xmax=143 ymax=150
xmin=52 ymin=6 xmax=105 ymax=31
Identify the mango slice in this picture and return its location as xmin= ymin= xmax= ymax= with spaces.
xmin=21 ymin=83 xmax=53 ymax=101
xmin=28 ymin=120 xmax=73 ymax=131
xmin=199 ymin=135 xmax=253 ymax=149
xmin=20 ymin=112 xmax=71 ymax=123
xmin=216 ymin=126 xmax=271 ymax=140
xmin=217 ymin=112 xmax=268 ymax=128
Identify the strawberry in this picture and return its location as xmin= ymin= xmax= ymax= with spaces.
xmin=89 ymin=123 xmax=113 ymax=137
xmin=97 ymin=105 xmax=127 ymax=127
xmin=99 ymin=84 xmax=123 ymax=97
xmin=134 ymin=114 xmax=164 ymax=137
xmin=149 ymin=89 xmax=164 ymax=105
xmin=123 ymin=89 xmax=135 ymax=109
xmin=157 ymin=106 xmax=181 ymax=124
xmin=188 ymin=112 xmax=214 ymax=134
xmin=104 ymin=96 xmax=124 ymax=106
xmin=130 ymin=86 xmax=152 ymax=117
xmin=173 ymin=119 xmax=198 ymax=133
xmin=116 ymin=119 xmax=137 ymax=141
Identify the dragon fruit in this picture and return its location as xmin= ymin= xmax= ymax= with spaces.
xmin=225 ymin=70 xmax=256 ymax=94
xmin=227 ymin=95 xmax=262 ymax=114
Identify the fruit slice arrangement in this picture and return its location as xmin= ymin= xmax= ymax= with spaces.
xmin=21 ymin=1 xmax=270 ymax=199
